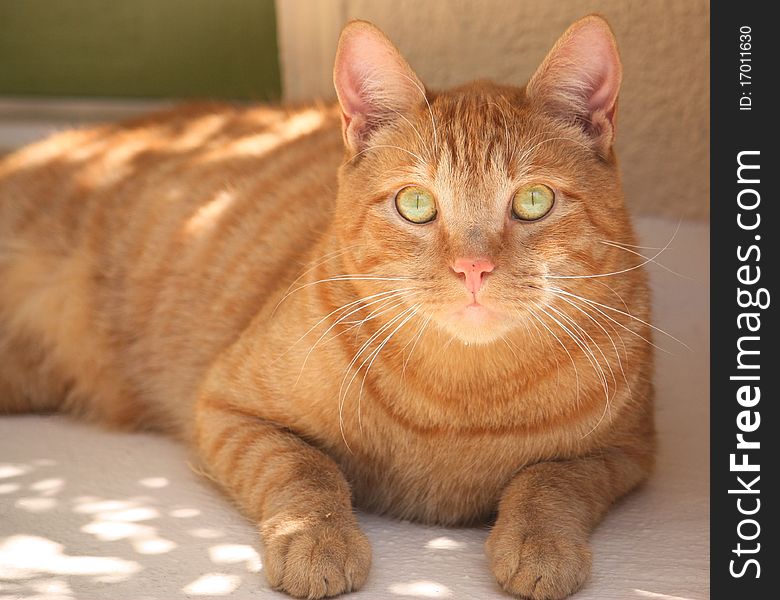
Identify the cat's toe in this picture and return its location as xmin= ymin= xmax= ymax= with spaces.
xmin=261 ymin=511 xmax=371 ymax=598
xmin=486 ymin=526 xmax=591 ymax=600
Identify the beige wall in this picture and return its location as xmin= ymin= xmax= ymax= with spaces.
xmin=277 ymin=0 xmax=709 ymax=220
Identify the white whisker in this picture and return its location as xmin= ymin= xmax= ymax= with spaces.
xmin=501 ymin=336 xmax=521 ymax=363
xmin=515 ymin=134 xmax=593 ymax=167
xmin=337 ymin=304 xmax=417 ymax=449
xmin=528 ymin=303 xmax=580 ymax=406
xmin=278 ymin=274 xmax=413 ymax=307
xmin=541 ymin=301 xmax=618 ymax=437
xmin=401 ymin=314 xmax=433 ymax=377
xmin=347 ymin=143 xmax=426 ymax=165
xmin=589 ymin=279 xmax=632 ymax=316
xmin=293 ymin=289 xmax=417 ymax=383
xmin=396 ymin=71 xmax=438 ymax=152
xmin=386 ymin=107 xmax=429 ymax=158
xmin=355 ymin=304 xmax=421 ymax=430
xmin=277 ymin=287 xmax=413 ymax=363
xmin=544 ymin=303 xmax=610 ymax=399
xmin=340 ymin=294 xmax=411 ymax=327
xmin=272 ymin=246 xmax=357 ymax=315
xmin=545 ymin=220 xmax=682 ymax=280
xmin=601 ymin=240 xmax=663 ymax=251
xmin=524 ymin=309 xmax=561 ymax=388
xmin=551 ymin=292 xmax=632 ymax=401
xmin=554 ymin=291 xmax=630 ymax=371
xmin=550 ymin=303 xmax=613 ymax=385
xmin=599 ymin=240 xmax=691 ymax=280
xmin=548 ymin=287 xmax=691 ymax=351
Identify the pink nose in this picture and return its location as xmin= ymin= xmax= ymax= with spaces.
xmin=452 ymin=258 xmax=495 ymax=294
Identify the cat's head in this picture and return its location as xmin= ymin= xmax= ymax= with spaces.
xmin=332 ymin=16 xmax=636 ymax=345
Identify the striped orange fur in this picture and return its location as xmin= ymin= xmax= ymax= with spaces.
xmin=0 ymin=16 xmax=654 ymax=600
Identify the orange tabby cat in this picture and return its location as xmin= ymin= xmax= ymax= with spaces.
xmin=0 ymin=15 xmax=654 ymax=600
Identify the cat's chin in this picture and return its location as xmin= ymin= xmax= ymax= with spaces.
xmin=438 ymin=304 xmax=512 ymax=345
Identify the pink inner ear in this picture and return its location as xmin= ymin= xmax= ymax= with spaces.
xmin=530 ymin=17 xmax=622 ymax=130
xmin=575 ymin=30 xmax=621 ymax=117
xmin=335 ymin=28 xmax=393 ymax=121
xmin=334 ymin=22 xmax=425 ymax=150
xmin=334 ymin=40 xmax=376 ymax=121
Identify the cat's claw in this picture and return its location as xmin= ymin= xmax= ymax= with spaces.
xmin=261 ymin=511 xmax=371 ymax=598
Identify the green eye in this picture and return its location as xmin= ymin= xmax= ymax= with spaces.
xmin=512 ymin=184 xmax=555 ymax=221
xmin=395 ymin=186 xmax=437 ymax=224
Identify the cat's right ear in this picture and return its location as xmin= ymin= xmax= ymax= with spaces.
xmin=526 ymin=15 xmax=622 ymax=153
xmin=333 ymin=20 xmax=426 ymax=154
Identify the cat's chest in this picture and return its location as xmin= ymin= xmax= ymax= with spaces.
xmin=281 ymin=356 xmax=584 ymax=524
xmin=332 ymin=425 xmax=543 ymax=525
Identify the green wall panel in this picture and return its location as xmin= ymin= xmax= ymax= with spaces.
xmin=0 ymin=0 xmax=281 ymax=100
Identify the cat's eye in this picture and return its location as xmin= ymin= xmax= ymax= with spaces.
xmin=395 ymin=186 xmax=437 ymax=224
xmin=511 ymin=184 xmax=555 ymax=221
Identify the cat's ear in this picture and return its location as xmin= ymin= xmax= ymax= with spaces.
xmin=333 ymin=20 xmax=426 ymax=154
xmin=526 ymin=15 xmax=622 ymax=152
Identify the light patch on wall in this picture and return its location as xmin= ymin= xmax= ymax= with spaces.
xmin=14 ymin=496 xmax=58 ymax=512
xmin=634 ymin=590 xmax=696 ymax=600
xmin=0 ymin=464 xmax=30 ymax=478
xmin=0 ymin=535 xmax=141 ymax=579
xmin=183 ymin=573 xmax=241 ymax=596
xmin=134 ymin=537 xmax=177 ymax=555
xmin=95 ymin=507 xmax=159 ymax=522
xmin=139 ymin=477 xmax=169 ymax=489
xmin=425 ymin=536 xmax=465 ymax=550
xmin=189 ymin=528 xmax=224 ymax=539
xmin=169 ymin=507 xmax=201 ymax=518
xmin=29 ymin=577 xmax=73 ymax=597
xmin=208 ymin=544 xmax=262 ymax=572
xmin=389 ymin=580 xmax=452 ymax=597
xmin=73 ymin=499 xmax=134 ymax=514
xmin=30 ymin=478 xmax=65 ymax=495
xmin=82 ymin=520 xmax=144 ymax=541
xmin=82 ymin=520 xmax=177 ymax=555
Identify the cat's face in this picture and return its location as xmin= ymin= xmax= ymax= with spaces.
xmin=333 ymin=18 xmax=632 ymax=345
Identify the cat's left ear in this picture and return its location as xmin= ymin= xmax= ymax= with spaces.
xmin=333 ymin=20 xmax=426 ymax=154
xmin=526 ymin=15 xmax=622 ymax=153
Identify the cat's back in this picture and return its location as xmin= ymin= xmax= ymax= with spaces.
xmin=1 ymin=102 xmax=343 ymax=250
xmin=0 ymin=103 xmax=343 ymax=431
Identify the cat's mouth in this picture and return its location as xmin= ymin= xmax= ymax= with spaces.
xmin=435 ymin=299 xmax=509 ymax=344
xmin=426 ymin=281 xmax=544 ymax=344
xmin=456 ymin=299 xmax=495 ymax=321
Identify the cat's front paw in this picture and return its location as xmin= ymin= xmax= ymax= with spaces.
xmin=486 ymin=523 xmax=591 ymax=600
xmin=260 ymin=510 xmax=371 ymax=598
